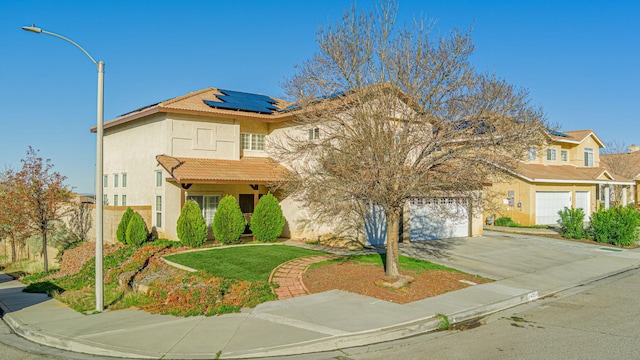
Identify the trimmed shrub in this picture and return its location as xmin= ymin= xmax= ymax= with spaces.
xmin=126 ymin=212 xmax=148 ymax=247
xmin=589 ymin=205 xmax=640 ymax=247
xmin=212 ymin=195 xmax=246 ymax=244
xmin=495 ymin=216 xmax=518 ymax=227
xmin=250 ymin=193 xmax=285 ymax=242
xmin=116 ymin=207 xmax=135 ymax=244
xmin=177 ymin=200 xmax=207 ymax=247
xmin=557 ymin=207 xmax=586 ymax=239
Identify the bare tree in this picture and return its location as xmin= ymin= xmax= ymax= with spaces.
xmin=67 ymin=199 xmax=93 ymax=243
xmin=15 ymin=147 xmax=72 ymax=272
xmin=272 ymin=1 xmax=548 ymax=281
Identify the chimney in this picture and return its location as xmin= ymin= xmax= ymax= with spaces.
xmin=629 ymin=145 xmax=640 ymax=153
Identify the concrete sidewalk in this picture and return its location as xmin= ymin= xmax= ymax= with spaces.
xmin=1 ymin=231 xmax=640 ymax=359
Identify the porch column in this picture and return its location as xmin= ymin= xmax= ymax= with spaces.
xmin=604 ymin=185 xmax=610 ymax=209
xmin=622 ymin=186 xmax=628 ymax=206
xmin=250 ymin=184 xmax=260 ymax=208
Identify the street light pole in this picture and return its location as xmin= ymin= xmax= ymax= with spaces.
xmin=22 ymin=25 xmax=105 ymax=312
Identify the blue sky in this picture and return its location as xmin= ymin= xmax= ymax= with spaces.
xmin=1 ymin=0 xmax=638 ymax=193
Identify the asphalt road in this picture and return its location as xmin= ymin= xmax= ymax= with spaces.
xmin=344 ymin=268 xmax=640 ymax=360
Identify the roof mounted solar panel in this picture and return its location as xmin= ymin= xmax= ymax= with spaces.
xmin=203 ymin=89 xmax=278 ymax=114
xmin=549 ymin=130 xmax=569 ymax=137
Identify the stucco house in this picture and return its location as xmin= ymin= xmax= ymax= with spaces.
xmin=601 ymin=145 xmax=640 ymax=205
xmin=484 ymin=130 xmax=635 ymax=226
xmin=94 ymin=87 xmax=482 ymax=244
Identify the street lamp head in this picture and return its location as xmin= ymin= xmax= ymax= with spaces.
xmin=22 ymin=25 xmax=42 ymax=33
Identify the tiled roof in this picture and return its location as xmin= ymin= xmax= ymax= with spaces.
xmin=512 ymin=163 xmax=633 ymax=184
xmin=156 ymin=155 xmax=290 ymax=184
xmin=98 ymin=88 xmax=296 ymax=131
xmin=601 ymin=151 xmax=640 ymax=180
xmin=551 ymin=129 xmax=604 ymax=147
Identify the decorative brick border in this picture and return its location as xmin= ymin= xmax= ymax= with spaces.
xmin=269 ymin=255 xmax=340 ymax=300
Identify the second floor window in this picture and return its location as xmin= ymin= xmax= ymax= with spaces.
xmin=528 ymin=147 xmax=537 ymax=160
xmin=156 ymin=171 xmax=163 ymax=187
xmin=308 ymin=128 xmax=320 ymax=140
xmin=561 ymin=150 xmax=568 ymax=162
xmin=103 ymin=175 xmax=108 ymax=187
xmin=114 ymin=174 xmax=119 ymax=188
xmin=584 ymin=148 xmax=594 ymax=167
xmin=122 ymin=173 xmax=127 ymax=187
xmin=241 ymin=133 xmax=265 ymax=151
xmin=546 ymin=149 xmax=557 ymax=161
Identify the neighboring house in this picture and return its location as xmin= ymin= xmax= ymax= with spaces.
xmin=484 ymin=130 xmax=635 ymax=226
xmin=601 ymin=145 xmax=640 ymax=205
xmin=94 ymin=87 xmax=481 ymax=243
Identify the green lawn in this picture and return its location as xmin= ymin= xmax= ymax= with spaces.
xmin=164 ymin=245 xmax=327 ymax=281
xmin=318 ymin=254 xmax=462 ymax=272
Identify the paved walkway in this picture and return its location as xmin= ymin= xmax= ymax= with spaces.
xmin=269 ymin=254 xmax=340 ymax=299
xmin=1 ymin=231 xmax=640 ymax=359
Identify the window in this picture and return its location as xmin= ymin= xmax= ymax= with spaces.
xmin=187 ymin=195 xmax=221 ymax=226
xmin=122 ymin=195 xmax=127 ymax=206
xmin=103 ymin=175 xmax=108 ymax=187
xmin=546 ymin=149 xmax=557 ymax=161
xmin=103 ymin=194 xmax=108 ymax=205
xmin=240 ymin=133 xmax=266 ymax=151
xmin=528 ymin=147 xmax=537 ymax=160
xmin=121 ymin=173 xmax=127 ymax=187
xmin=114 ymin=195 xmax=118 ymax=207
xmin=156 ymin=171 xmax=163 ymax=187
xmin=584 ymin=148 xmax=594 ymax=167
xmin=155 ymin=196 xmax=162 ymax=228
xmin=561 ymin=150 xmax=568 ymax=162
xmin=114 ymin=174 xmax=119 ymax=188
xmin=308 ymin=128 xmax=320 ymax=140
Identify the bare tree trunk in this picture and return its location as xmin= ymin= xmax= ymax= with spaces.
xmin=10 ymin=238 xmax=16 ymax=263
xmin=43 ymin=231 xmax=48 ymax=273
xmin=385 ymin=210 xmax=400 ymax=279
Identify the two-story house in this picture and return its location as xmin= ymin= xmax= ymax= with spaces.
xmin=95 ymin=87 xmax=483 ymax=243
xmin=484 ymin=130 xmax=634 ymax=226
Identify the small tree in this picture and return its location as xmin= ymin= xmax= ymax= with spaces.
xmin=212 ymin=195 xmax=246 ymax=244
xmin=250 ymin=193 xmax=285 ymax=242
xmin=126 ymin=212 xmax=148 ymax=247
xmin=177 ymin=200 xmax=207 ymax=247
xmin=557 ymin=207 xmax=585 ymax=239
xmin=116 ymin=207 xmax=135 ymax=244
xmin=67 ymin=199 xmax=93 ymax=243
xmin=15 ymin=147 xmax=72 ymax=272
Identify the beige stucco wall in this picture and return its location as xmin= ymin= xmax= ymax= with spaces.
xmin=485 ymin=178 xmax=597 ymax=226
xmin=84 ymin=205 xmax=152 ymax=244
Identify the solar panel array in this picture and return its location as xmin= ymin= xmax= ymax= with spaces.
xmin=203 ymin=89 xmax=278 ymax=114
xmin=549 ymin=130 xmax=569 ymax=137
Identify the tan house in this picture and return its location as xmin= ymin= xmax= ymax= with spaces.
xmin=601 ymin=145 xmax=640 ymax=205
xmin=94 ymin=87 xmax=482 ymax=244
xmin=485 ymin=130 xmax=635 ymax=226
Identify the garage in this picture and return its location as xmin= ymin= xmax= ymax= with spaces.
xmin=364 ymin=198 xmax=471 ymax=246
xmin=535 ymin=191 xmax=571 ymax=225
xmin=409 ymin=198 xmax=469 ymax=241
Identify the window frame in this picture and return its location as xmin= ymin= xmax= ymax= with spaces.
xmin=103 ymin=174 xmax=108 ymax=187
xmin=121 ymin=173 xmax=127 ymax=187
xmin=528 ymin=147 xmax=537 ymax=160
xmin=240 ymin=133 xmax=266 ymax=151
xmin=114 ymin=194 xmax=118 ymax=207
xmin=546 ymin=148 xmax=557 ymax=161
xmin=155 ymin=196 xmax=162 ymax=228
xmin=122 ymin=195 xmax=127 ymax=207
xmin=187 ymin=194 xmax=222 ymax=227
xmin=156 ymin=171 xmax=163 ymax=187
xmin=560 ymin=149 xmax=568 ymax=162
xmin=308 ymin=128 xmax=320 ymax=141
xmin=114 ymin=173 xmax=119 ymax=188
xmin=584 ymin=148 xmax=594 ymax=167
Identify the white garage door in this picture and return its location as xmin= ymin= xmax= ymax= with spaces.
xmin=535 ymin=191 xmax=571 ymax=225
xmin=575 ymin=191 xmax=590 ymax=219
xmin=410 ymin=198 xmax=469 ymax=240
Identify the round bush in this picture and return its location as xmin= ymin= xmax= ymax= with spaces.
xmin=250 ymin=193 xmax=285 ymax=242
xmin=212 ymin=195 xmax=246 ymax=244
xmin=116 ymin=207 xmax=135 ymax=244
xmin=177 ymin=200 xmax=207 ymax=247
xmin=126 ymin=212 xmax=148 ymax=247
